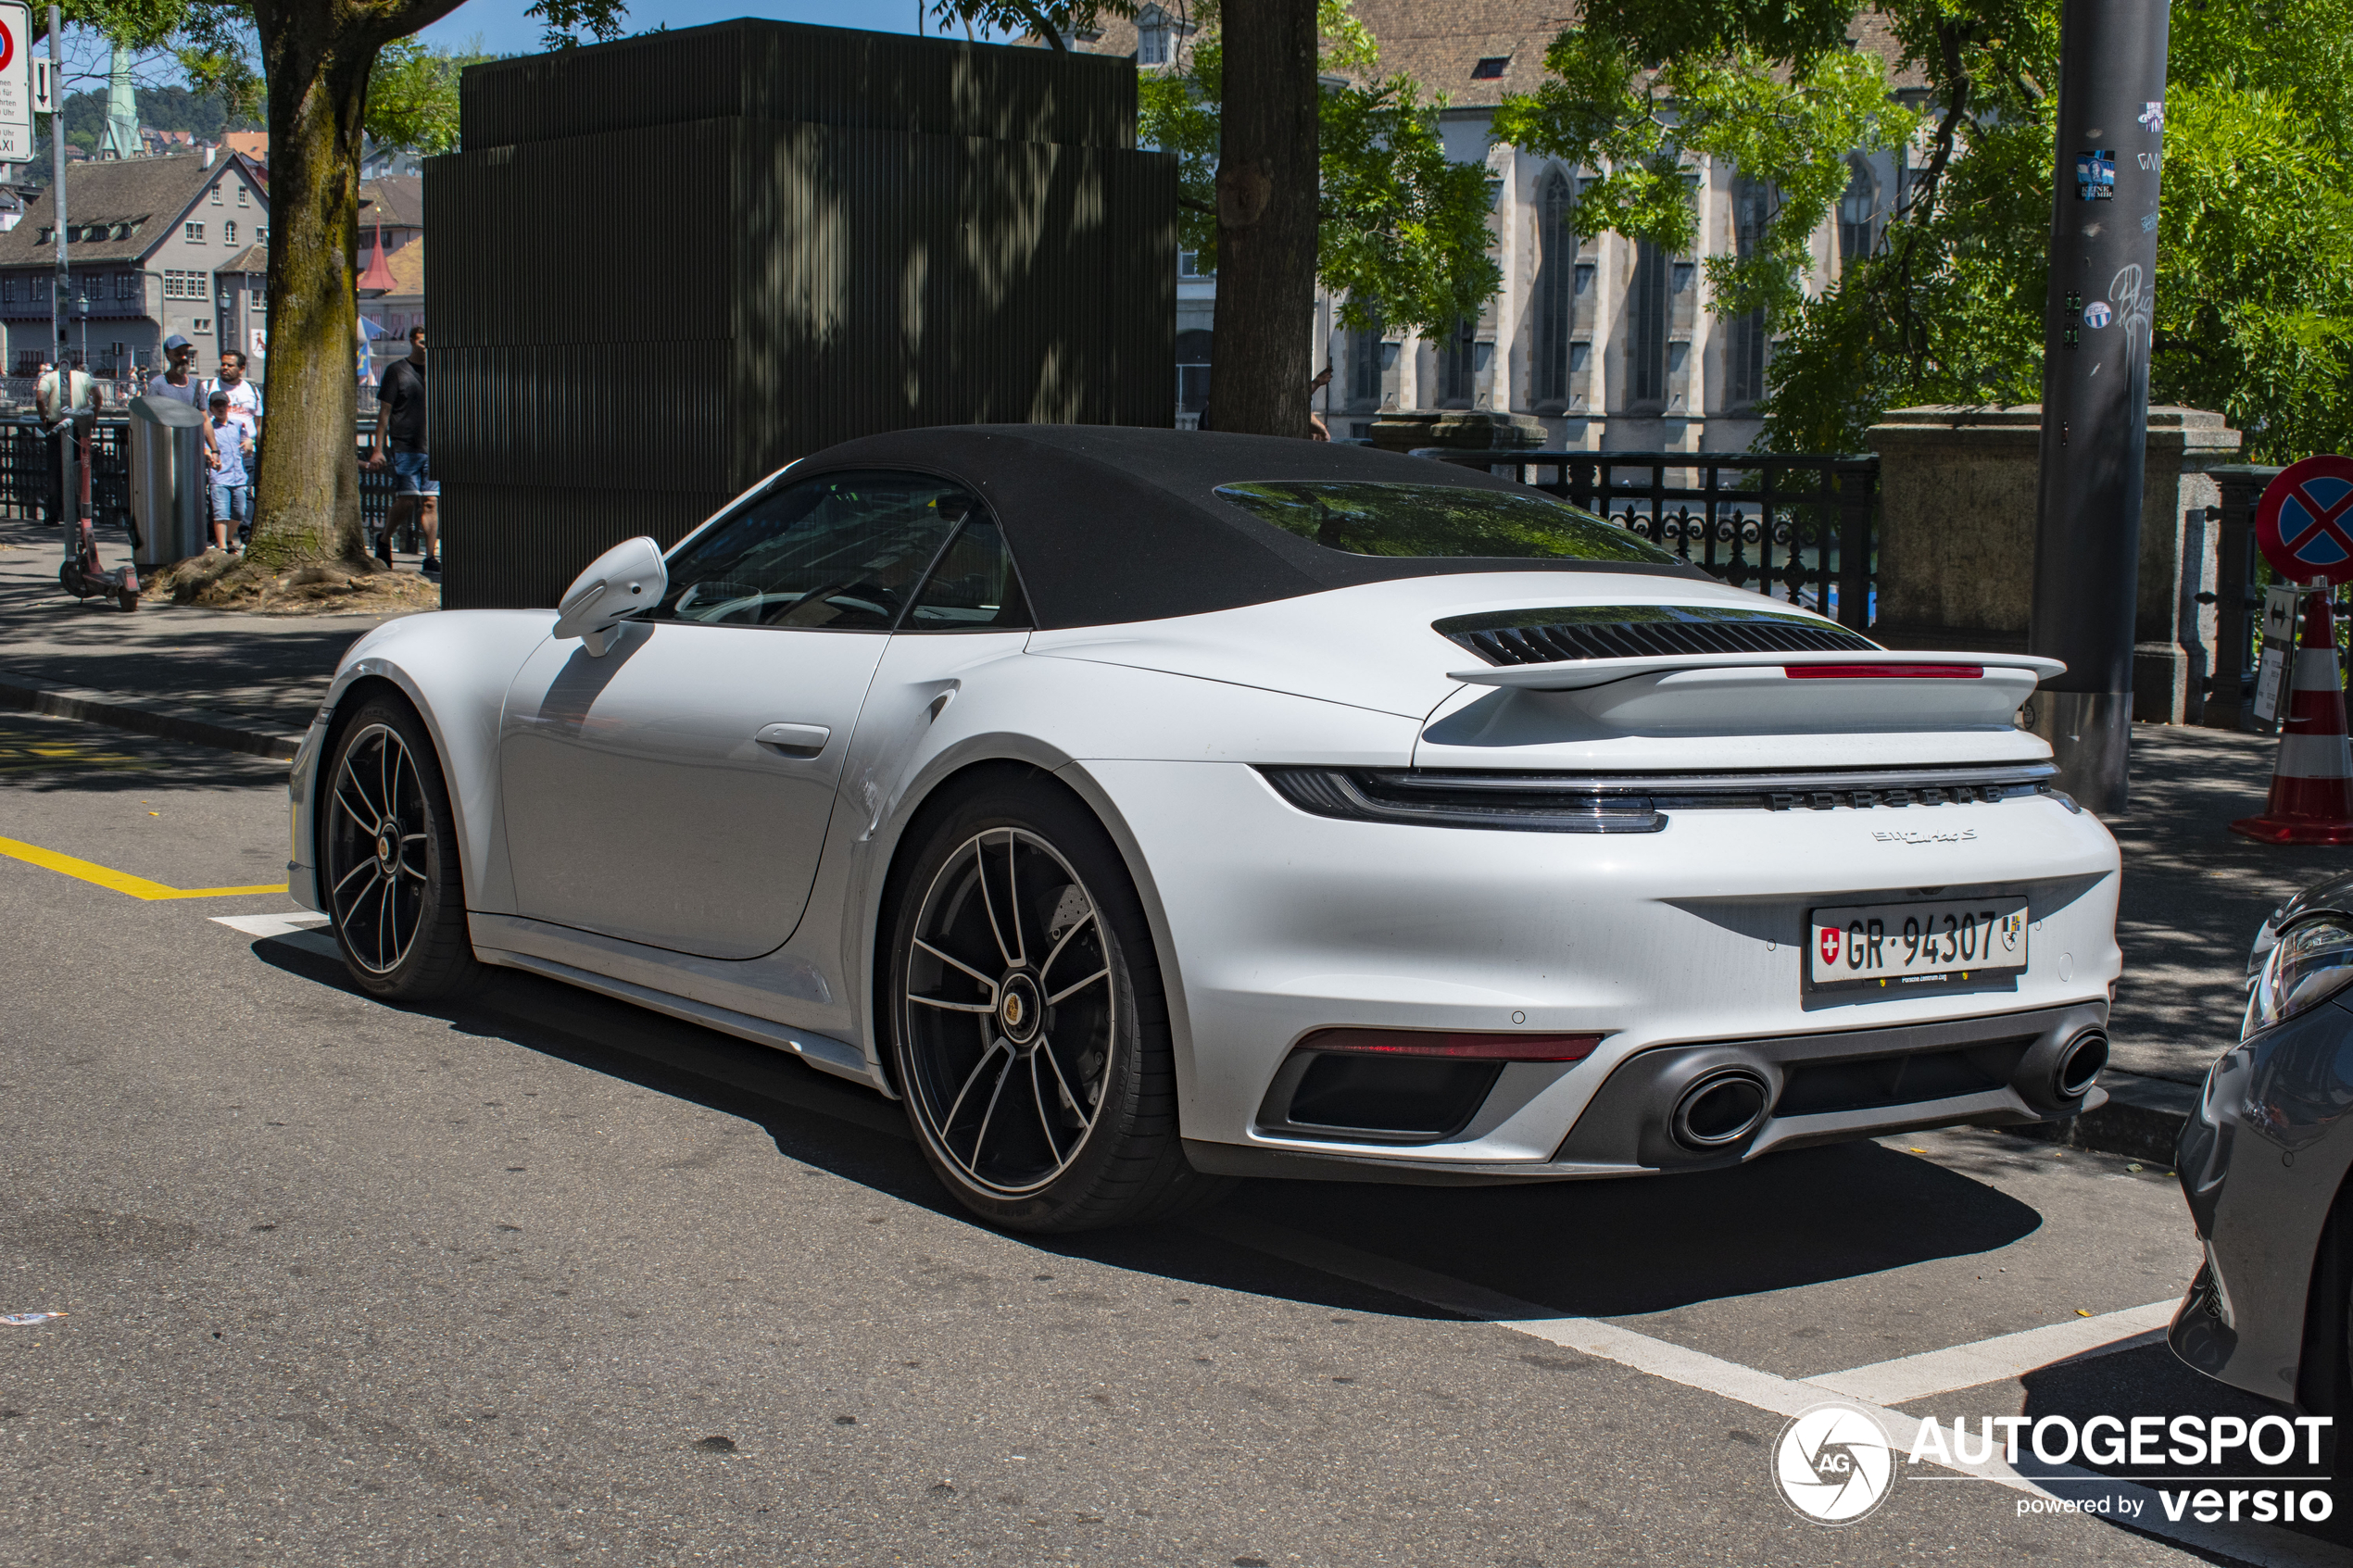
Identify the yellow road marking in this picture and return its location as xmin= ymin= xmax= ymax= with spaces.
xmin=0 ymin=835 xmax=287 ymax=900
xmin=0 ymin=739 xmax=145 ymax=772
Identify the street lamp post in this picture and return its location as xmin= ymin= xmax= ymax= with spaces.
xmin=2026 ymin=0 xmax=2174 ymax=815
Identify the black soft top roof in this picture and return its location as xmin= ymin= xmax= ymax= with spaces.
xmin=794 ymin=425 xmax=1705 ymax=629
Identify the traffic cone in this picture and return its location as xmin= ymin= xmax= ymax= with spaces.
xmin=2232 ymin=590 xmax=2353 ymax=845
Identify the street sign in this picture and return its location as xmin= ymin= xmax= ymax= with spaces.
xmin=2256 ymin=455 xmax=2353 ymax=586
xmin=0 ymin=5 xmax=35 ymax=163
xmin=2253 ymin=583 xmax=2301 ymax=725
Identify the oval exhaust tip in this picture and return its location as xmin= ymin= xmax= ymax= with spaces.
xmin=1671 ymin=1069 xmax=1771 ymax=1150
xmin=2054 ymin=1030 xmax=2109 ymax=1100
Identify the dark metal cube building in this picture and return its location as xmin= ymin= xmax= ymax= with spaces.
xmin=428 ymin=19 xmax=1176 ymax=608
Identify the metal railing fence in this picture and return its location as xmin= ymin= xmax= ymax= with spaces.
xmin=0 ymin=415 xmax=400 ymax=546
xmin=1415 ymin=448 xmax=1881 ymax=630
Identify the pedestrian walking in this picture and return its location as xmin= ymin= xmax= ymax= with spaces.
xmin=204 ymin=350 xmax=264 ymax=546
xmin=206 ymin=390 xmax=254 ymax=554
xmin=366 ymin=325 xmax=436 ymax=573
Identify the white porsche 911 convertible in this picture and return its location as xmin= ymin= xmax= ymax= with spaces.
xmin=288 ymin=427 xmax=2120 ymax=1231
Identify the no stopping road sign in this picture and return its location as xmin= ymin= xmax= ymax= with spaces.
xmin=2257 ymin=455 xmax=2353 ymax=586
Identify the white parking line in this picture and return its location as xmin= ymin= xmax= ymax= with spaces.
xmin=1810 ymin=1302 xmax=2180 ymax=1407
xmin=1194 ymin=1213 xmax=2339 ymax=1568
xmin=210 ymin=911 xmax=330 ymax=938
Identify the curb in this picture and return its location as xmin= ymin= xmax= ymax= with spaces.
xmin=0 ymin=670 xmax=302 ymax=761
xmin=2010 ymin=1067 xmax=2198 ymax=1165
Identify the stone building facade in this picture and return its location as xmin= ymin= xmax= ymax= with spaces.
xmin=0 ymin=150 xmax=269 ymax=380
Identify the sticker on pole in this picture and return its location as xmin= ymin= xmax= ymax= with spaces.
xmin=2256 ymin=456 xmax=2353 ymax=586
xmin=0 ymin=5 xmax=33 ymax=164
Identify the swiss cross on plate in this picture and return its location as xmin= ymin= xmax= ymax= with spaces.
xmin=1818 ymin=927 xmax=1842 ymax=967
xmin=2257 ymin=456 xmax=2353 ymax=586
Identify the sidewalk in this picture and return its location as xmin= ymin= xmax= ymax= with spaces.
xmin=0 ymin=520 xmax=2334 ymax=1161
xmin=0 ymin=514 xmax=426 ymax=748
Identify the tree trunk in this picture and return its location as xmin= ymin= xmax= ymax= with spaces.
xmin=1213 ymin=0 xmax=1319 ymax=438
xmin=243 ymin=1 xmax=381 ymax=570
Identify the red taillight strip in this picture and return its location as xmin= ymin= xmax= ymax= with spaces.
xmin=1297 ymin=1028 xmax=1604 ymax=1063
xmin=1784 ymin=663 xmax=1984 ymax=680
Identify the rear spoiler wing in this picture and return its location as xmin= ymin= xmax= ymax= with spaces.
xmin=1446 ymin=649 xmax=2068 ymax=692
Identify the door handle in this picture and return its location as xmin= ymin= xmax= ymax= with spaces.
xmin=754 ymin=721 xmax=830 ymax=757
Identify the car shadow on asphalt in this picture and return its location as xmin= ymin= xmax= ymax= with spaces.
xmin=254 ymin=934 xmax=2045 ymax=1325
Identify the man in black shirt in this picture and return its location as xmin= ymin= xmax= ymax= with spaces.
xmin=366 ymin=325 xmax=437 ymax=572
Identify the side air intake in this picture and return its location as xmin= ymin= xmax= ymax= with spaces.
xmin=1438 ymin=605 xmax=1877 ymax=667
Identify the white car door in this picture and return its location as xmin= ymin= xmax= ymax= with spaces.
xmin=497 ymin=469 xmax=977 ymax=960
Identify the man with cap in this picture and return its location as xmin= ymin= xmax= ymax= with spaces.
xmin=146 ymin=334 xmax=217 ymax=462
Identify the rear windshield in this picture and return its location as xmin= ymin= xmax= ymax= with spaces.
xmin=1214 ymin=481 xmax=1680 ymax=565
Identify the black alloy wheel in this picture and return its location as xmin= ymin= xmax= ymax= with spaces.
xmin=321 ymin=697 xmax=482 ymax=1002
xmin=887 ymin=780 xmax=1229 ymax=1232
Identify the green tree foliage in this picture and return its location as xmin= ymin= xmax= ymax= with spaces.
xmin=1492 ymin=32 xmax=1915 ymax=324
xmin=365 ymin=37 xmax=493 ymax=156
xmin=1496 ymin=0 xmax=2353 ymax=461
xmin=1138 ymin=0 xmax=1499 ymax=336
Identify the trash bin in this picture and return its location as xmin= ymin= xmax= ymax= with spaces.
xmin=129 ymin=394 xmax=208 ymax=569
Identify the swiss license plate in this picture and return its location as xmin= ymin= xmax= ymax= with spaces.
xmin=1808 ymin=897 xmax=2029 ymax=985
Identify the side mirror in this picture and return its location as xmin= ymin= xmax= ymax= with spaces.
xmin=553 ymin=536 xmax=667 ymax=656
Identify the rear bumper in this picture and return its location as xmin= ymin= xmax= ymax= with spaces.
xmin=1080 ymin=759 xmax=2121 ymax=1177
xmin=1188 ymin=1005 xmax=2108 ymax=1183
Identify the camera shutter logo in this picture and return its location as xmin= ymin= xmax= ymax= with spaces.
xmin=1775 ymin=1402 xmax=1899 ymax=1524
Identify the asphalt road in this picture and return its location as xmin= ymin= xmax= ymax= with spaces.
xmin=1 ymin=709 xmax=2343 ymax=1568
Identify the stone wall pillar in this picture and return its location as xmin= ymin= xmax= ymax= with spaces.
xmin=1866 ymin=405 xmax=2241 ymax=722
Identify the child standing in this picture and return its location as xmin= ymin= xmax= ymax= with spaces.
xmin=207 ymin=391 xmax=254 ymax=554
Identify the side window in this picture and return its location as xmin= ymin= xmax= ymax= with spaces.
xmin=648 ymin=470 xmax=966 ymax=630
xmin=902 ymin=514 xmax=1032 ymax=631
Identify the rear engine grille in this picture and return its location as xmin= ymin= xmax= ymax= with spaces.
xmin=1773 ymin=1038 xmax=2036 ymax=1117
xmin=1437 ymin=606 xmax=1878 ymax=667
xmin=1260 ymin=762 xmax=2060 ymax=834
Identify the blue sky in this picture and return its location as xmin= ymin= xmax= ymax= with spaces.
xmin=415 ymin=0 xmax=1012 ymax=56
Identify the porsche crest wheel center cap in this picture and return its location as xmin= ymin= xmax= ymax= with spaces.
xmin=1000 ymin=973 xmax=1042 ymax=1044
xmin=376 ymin=821 xmax=401 ymax=867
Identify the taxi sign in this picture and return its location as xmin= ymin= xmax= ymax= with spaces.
xmin=2256 ymin=455 xmax=2353 ymax=587
xmin=0 ymin=5 xmax=33 ymax=164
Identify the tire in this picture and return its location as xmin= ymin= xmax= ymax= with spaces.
xmin=320 ymin=697 xmax=484 ymax=1003
xmin=884 ymin=779 xmax=1231 ymax=1232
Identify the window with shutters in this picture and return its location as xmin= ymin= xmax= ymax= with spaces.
xmin=1725 ymin=177 xmax=1771 ymax=408
xmin=1438 ymin=320 xmax=1478 ymax=407
xmin=1628 ymin=240 xmax=1669 ymax=407
xmin=1838 ymin=160 xmax=1877 ymax=266
xmin=1347 ymin=319 xmax=1385 ymax=408
xmin=1533 ymin=169 xmax=1575 ymax=406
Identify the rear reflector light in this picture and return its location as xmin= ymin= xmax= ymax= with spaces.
xmin=1297 ymin=1028 xmax=1604 ymax=1063
xmin=1784 ymin=663 xmax=1984 ymax=680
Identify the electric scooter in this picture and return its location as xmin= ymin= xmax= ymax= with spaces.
xmin=51 ymin=414 xmax=138 ymax=612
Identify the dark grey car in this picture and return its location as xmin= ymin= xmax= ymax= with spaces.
xmin=2173 ymin=868 xmax=2353 ymax=1415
